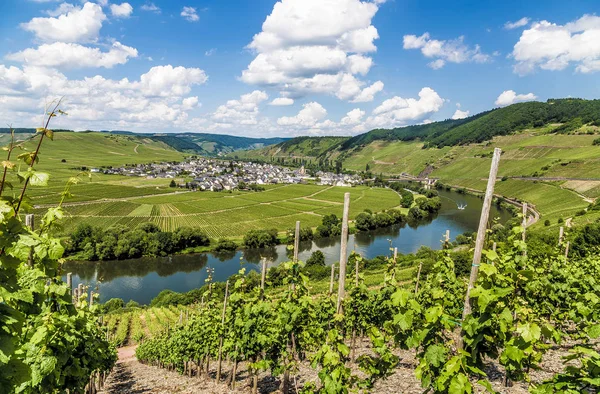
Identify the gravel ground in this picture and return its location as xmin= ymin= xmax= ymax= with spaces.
xmin=98 ymin=339 xmax=592 ymax=394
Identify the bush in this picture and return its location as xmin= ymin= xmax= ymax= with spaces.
xmin=593 ymin=138 xmax=600 ymax=146
xmin=544 ymin=219 xmax=551 ymax=226
xmin=306 ymin=250 xmax=325 ymax=267
xmin=243 ymin=229 xmax=278 ymax=248
xmin=576 ymin=209 xmax=587 ymax=216
xmin=215 ymin=239 xmax=237 ymax=252
xmin=103 ymin=298 xmax=124 ymax=313
xmin=558 ymin=217 xmax=564 ymax=224
xmin=126 ymin=300 xmax=140 ymax=309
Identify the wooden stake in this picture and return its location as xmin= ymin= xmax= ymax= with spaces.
xmin=445 ymin=229 xmax=450 ymax=246
xmin=89 ymin=291 xmax=94 ymax=306
xmin=522 ymin=203 xmax=528 ymax=257
xmin=216 ymin=280 xmax=229 ymax=382
xmin=293 ymin=220 xmax=300 ymax=263
xmin=461 ymin=148 xmax=502 ymax=322
xmin=414 ymin=262 xmax=423 ymax=295
xmin=329 ymin=265 xmax=335 ymax=295
xmin=260 ymin=258 xmax=267 ymax=294
xmin=66 ymin=273 xmax=72 ymax=293
xmin=559 ymin=226 xmax=564 ymax=245
xmin=393 ymin=247 xmax=398 ymax=261
xmin=565 ymin=241 xmax=570 ymax=260
xmin=336 ymin=192 xmax=350 ymax=314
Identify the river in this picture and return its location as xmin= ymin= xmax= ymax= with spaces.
xmin=62 ymin=189 xmax=511 ymax=304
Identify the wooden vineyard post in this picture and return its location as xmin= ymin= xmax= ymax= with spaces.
xmin=216 ymin=280 xmax=229 ymax=382
xmin=78 ymin=283 xmax=84 ymax=305
xmin=559 ymin=226 xmax=564 ymax=245
xmin=89 ymin=291 xmax=94 ymax=307
xmin=350 ymin=257 xmax=360 ymax=362
xmin=73 ymin=288 xmax=79 ymax=305
xmin=445 ymin=230 xmax=450 ymax=248
xmin=565 ymin=241 xmax=570 ymax=260
xmin=336 ymin=192 xmax=350 ymax=314
xmin=522 ymin=203 xmax=528 ymax=257
xmin=25 ymin=214 xmax=34 ymax=266
xmin=460 ymin=148 xmax=502 ymax=341
xmin=329 ymin=264 xmax=335 ymax=295
xmin=393 ymin=247 xmax=398 ymax=261
xmin=67 ymin=273 xmax=73 ymax=302
xmin=293 ymin=220 xmax=300 ymax=263
xmin=414 ymin=262 xmax=423 ymax=295
xmin=260 ymin=258 xmax=267 ymax=297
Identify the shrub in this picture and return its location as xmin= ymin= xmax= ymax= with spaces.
xmin=306 ymin=250 xmax=325 ymax=267
xmin=103 ymin=298 xmax=124 ymax=313
xmin=544 ymin=219 xmax=551 ymax=226
xmin=215 ymin=239 xmax=237 ymax=252
xmin=243 ymin=229 xmax=278 ymax=248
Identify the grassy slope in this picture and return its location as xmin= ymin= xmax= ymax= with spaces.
xmin=6 ymin=131 xmax=186 ymax=203
xmin=233 ymin=136 xmax=348 ymax=161
xmin=39 ymin=184 xmax=402 ymax=238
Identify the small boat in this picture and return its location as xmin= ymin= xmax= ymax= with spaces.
xmin=457 ymin=204 xmax=467 ymax=210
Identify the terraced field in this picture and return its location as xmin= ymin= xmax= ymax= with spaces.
xmin=47 ymin=185 xmax=402 ymax=238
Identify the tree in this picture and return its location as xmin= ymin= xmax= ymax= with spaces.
xmin=306 ymin=250 xmax=325 ymax=267
xmin=355 ymin=212 xmax=375 ymax=231
xmin=400 ymin=190 xmax=414 ymax=208
xmin=243 ymin=229 xmax=278 ymax=248
xmin=169 ymin=179 xmax=177 ymax=188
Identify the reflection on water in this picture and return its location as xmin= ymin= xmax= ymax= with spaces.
xmin=62 ymin=189 xmax=511 ymax=304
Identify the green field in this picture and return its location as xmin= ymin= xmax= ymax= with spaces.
xmin=39 ymin=184 xmax=402 ymax=238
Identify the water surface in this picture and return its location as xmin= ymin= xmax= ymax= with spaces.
xmin=63 ymin=189 xmax=511 ymax=304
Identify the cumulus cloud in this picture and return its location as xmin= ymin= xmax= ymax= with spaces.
xmin=452 ymin=109 xmax=470 ymax=119
xmin=212 ymin=91 xmax=268 ymax=127
xmin=403 ymin=32 xmax=490 ymax=69
xmin=45 ymin=3 xmax=77 ymax=17
xmin=0 ymin=64 xmax=208 ymax=130
xmin=21 ymin=2 xmax=106 ymax=43
xmin=182 ymin=96 xmax=199 ymax=110
xmin=504 ymin=17 xmax=530 ymax=30
xmin=6 ymin=41 xmax=138 ymax=69
xmin=512 ymin=15 xmax=600 ymax=75
xmin=241 ymin=0 xmax=384 ymax=102
xmin=141 ymin=2 xmax=160 ymax=13
xmin=270 ymin=97 xmax=294 ymax=106
xmin=110 ymin=3 xmax=133 ymax=18
xmin=181 ymin=6 xmax=199 ymax=22
xmin=495 ymin=90 xmax=537 ymax=107
xmin=340 ymin=108 xmax=365 ymax=125
xmin=352 ymin=81 xmax=384 ymax=103
xmin=367 ymin=87 xmax=444 ymax=127
xmin=278 ymin=102 xmax=327 ymax=127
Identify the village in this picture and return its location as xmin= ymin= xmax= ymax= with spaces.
xmin=97 ymin=158 xmax=363 ymax=191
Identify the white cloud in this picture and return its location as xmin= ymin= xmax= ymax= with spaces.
xmin=278 ymin=102 xmax=327 ymax=127
xmin=504 ymin=17 xmax=530 ymax=30
xmin=204 ymin=48 xmax=216 ymax=56
xmin=181 ymin=6 xmax=199 ymax=22
xmin=452 ymin=109 xmax=470 ymax=119
xmin=6 ymin=41 xmax=138 ymax=69
xmin=110 ymin=3 xmax=133 ymax=18
xmin=340 ymin=108 xmax=365 ymax=125
xmin=45 ymin=3 xmax=76 ymax=17
xmin=512 ymin=15 xmax=600 ymax=75
xmin=182 ymin=96 xmax=199 ymax=110
xmin=212 ymin=91 xmax=268 ymax=126
xmin=351 ymin=80 xmax=384 ymax=103
xmin=270 ymin=97 xmax=294 ymax=106
xmin=367 ymin=87 xmax=444 ymax=127
xmin=403 ymin=32 xmax=490 ymax=69
xmin=141 ymin=3 xmax=160 ymax=13
xmin=21 ymin=2 xmax=106 ymax=43
xmin=495 ymin=90 xmax=537 ymax=107
xmin=0 ymin=64 xmax=208 ymax=130
xmin=241 ymin=0 xmax=384 ymax=103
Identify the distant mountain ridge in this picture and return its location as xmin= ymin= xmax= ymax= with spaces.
xmin=0 ymin=128 xmax=289 ymax=156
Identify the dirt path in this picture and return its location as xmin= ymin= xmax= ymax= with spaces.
xmin=134 ymin=144 xmax=140 ymax=154
xmin=98 ymin=339 xmax=579 ymax=394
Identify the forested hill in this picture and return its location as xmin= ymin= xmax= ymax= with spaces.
xmin=342 ymin=98 xmax=600 ymax=150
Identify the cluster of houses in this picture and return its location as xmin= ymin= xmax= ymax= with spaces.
xmin=96 ymin=159 xmax=363 ymax=191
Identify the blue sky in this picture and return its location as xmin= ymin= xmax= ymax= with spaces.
xmin=0 ymin=0 xmax=599 ymax=137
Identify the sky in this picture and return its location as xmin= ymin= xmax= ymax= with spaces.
xmin=0 ymin=0 xmax=599 ymax=138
